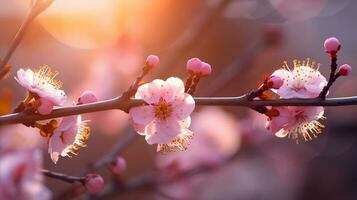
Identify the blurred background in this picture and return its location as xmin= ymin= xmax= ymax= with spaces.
xmin=1 ymin=0 xmax=357 ymax=199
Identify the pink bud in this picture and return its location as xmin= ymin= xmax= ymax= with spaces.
xmin=200 ymin=62 xmax=212 ymax=76
xmin=110 ymin=156 xmax=127 ymax=175
xmin=267 ymin=76 xmax=284 ymax=89
xmin=145 ymin=54 xmax=160 ymax=68
xmin=37 ymin=98 xmax=54 ymax=115
xmin=78 ymin=90 xmax=98 ymax=104
xmin=84 ymin=174 xmax=104 ymax=194
xmin=337 ymin=64 xmax=352 ymax=76
xmin=324 ymin=37 xmax=341 ymax=55
xmin=186 ymin=58 xmax=202 ymax=74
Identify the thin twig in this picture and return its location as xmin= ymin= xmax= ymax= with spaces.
xmin=41 ymin=169 xmax=86 ymax=184
xmin=1 ymin=95 xmax=357 ymax=126
xmin=0 ymin=0 xmax=55 ymax=80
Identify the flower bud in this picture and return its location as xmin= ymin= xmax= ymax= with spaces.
xmin=200 ymin=62 xmax=212 ymax=76
xmin=37 ymin=98 xmax=54 ymax=115
xmin=78 ymin=90 xmax=98 ymax=104
xmin=84 ymin=174 xmax=104 ymax=194
xmin=324 ymin=37 xmax=341 ymax=55
xmin=110 ymin=156 xmax=127 ymax=175
xmin=267 ymin=76 xmax=284 ymax=89
xmin=145 ymin=55 xmax=160 ymax=68
xmin=337 ymin=64 xmax=352 ymax=76
xmin=186 ymin=58 xmax=202 ymax=74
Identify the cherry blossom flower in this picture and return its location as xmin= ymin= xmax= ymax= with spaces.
xmin=0 ymin=151 xmax=51 ymax=200
xmin=48 ymin=115 xmax=90 ymax=164
xmin=267 ymin=59 xmax=327 ymax=142
xmin=266 ymin=106 xmax=325 ymax=143
xmin=85 ymin=174 xmax=104 ymax=194
xmin=0 ymin=126 xmax=51 ymax=200
xmin=337 ymin=64 xmax=352 ymax=76
xmin=271 ymin=59 xmax=327 ymax=98
xmin=129 ymin=77 xmax=195 ymax=152
xmin=156 ymin=108 xmax=241 ymax=199
xmin=145 ymin=54 xmax=160 ymax=68
xmin=15 ymin=66 xmax=67 ymax=107
xmin=157 ymin=107 xmax=241 ymax=171
xmin=324 ymin=37 xmax=341 ymax=55
xmin=110 ymin=156 xmax=127 ymax=175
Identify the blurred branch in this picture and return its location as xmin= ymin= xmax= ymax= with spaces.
xmin=1 ymin=95 xmax=357 ymax=126
xmin=41 ymin=169 xmax=85 ymax=184
xmin=0 ymin=0 xmax=55 ymax=80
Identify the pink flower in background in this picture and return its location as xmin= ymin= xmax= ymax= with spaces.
xmin=157 ymin=107 xmax=241 ymax=171
xmin=0 ymin=125 xmax=45 ymax=152
xmin=266 ymin=106 xmax=325 ymax=143
xmin=15 ymin=66 xmax=67 ymax=106
xmin=48 ymin=115 xmax=90 ymax=164
xmin=0 ymin=126 xmax=50 ymax=200
xmin=0 ymin=151 xmax=51 ymax=200
xmin=156 ymin=107 xmax=241 ymax=199
xmin=271 ymin=59 xmax=327 ymax=98
xmin=84 ymin=174 xmax=104 ymax=194
xmin=129 ymin=77 xmax=195 ymax=151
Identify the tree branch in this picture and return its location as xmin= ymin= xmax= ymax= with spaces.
xmin=0 ymin=0 xmax=55 ymax=80
xmin=1 ymin=95 xmax=357 ymax=126
xmin=41 ymin=169 xmax=85 ymax=184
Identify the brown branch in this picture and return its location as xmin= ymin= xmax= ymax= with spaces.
xmin=0 ymin=0 xmax=55 ymax=80
xmin=1 ymin=95 xmax=357 ymax=126
xmin=41 ymin=169 xmax=85 ymax=184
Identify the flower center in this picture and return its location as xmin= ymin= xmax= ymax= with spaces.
xmin=154 ymin=99 xmax=172 ymax=120
xmin=34 ymin=65 xmax=62 ymax=89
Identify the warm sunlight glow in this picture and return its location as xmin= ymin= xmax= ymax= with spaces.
xmin=37 ymin=0 xmax=125 ymax=49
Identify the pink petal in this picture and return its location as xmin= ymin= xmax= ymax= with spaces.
xmin=129 ymin=105 xmax=155 ymax=125
xmin=48 ymin=136 xmax=65 ymax=164
xmin=275 ymin=129 xmax=288 ymax=138
xmin=145 ymin=119 xmax=181 ymax=144
xmin=136 ymin=79 xmax=165 ymax=104
xmin=162 ymin=77 xmax=185 ymax=103
xmin=37 ymin=98 xmax=54 ymax=115
xmin=172 ymin=94 xmax=195 ymax=120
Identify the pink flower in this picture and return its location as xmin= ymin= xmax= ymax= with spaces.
xmin=266 ymin=106 xmax=325 ymax=143
xmin=0 ymin=126 xmax=51 ymax=200
xmin=85 ymin=174 xmax=104 ymax=194
xmin=0 ymin=151 xmax=51 ymax=200
xmin=155 ymin=108 xmax=241 ymax=199
xmin=15 ymin=66 xmax=67 ymax=106
xmin=129 ymin=77 xmax=195 ymax=151
xmin=337 ymin=64 xmax=352 ymax=76
xmin=156 ymin=107 xmax=241 ymax=171
xmin=200 ymin=62 xmax=212 ymax=76
xmin=145 ymin=54 xmax=160 ymax=68
xmin=267 ymin=75 xmax=283 ymax=89
xmin=271 ymin=59 xmax=327 ymax=98
xmin=186 ymin=58 xmax=202 ymax=74
xmin=186 ymin=58 xmax=212 ymax=76
xmin=48 ymin=115 xmax=90 ymax=164
xmin=324 ymin=37 xmax=341 ymax=55
xmin=78 ymin=90 xmax=98 ymax=104
xmin=110 ymin=156 xmax=127 ymax=175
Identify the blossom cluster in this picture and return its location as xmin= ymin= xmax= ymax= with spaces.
xmin=0 ymin=36 xmax=353 ymax=197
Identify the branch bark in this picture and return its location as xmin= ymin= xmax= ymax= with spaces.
xmin=1 ymin=95 xmax=357 ymax=126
